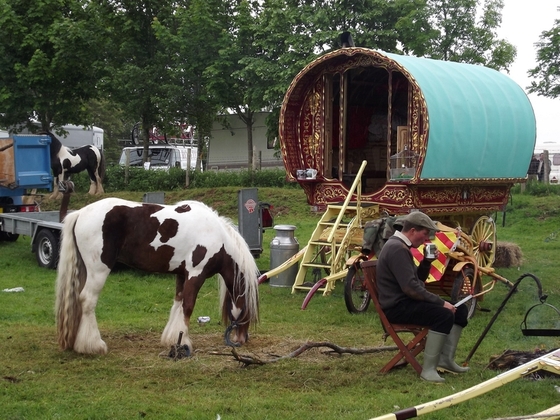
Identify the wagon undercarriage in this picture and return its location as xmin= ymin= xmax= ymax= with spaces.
xmin=263 ymin=162 xmax=514 ymax=317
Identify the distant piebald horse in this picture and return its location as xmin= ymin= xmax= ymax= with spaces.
xmin=55 ymin=198 xmax=260 ymax=355
xmin=46 ymin=131 xmax=105 ymax=198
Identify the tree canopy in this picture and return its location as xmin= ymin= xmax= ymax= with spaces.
xmin=529 ymin=19 xmax=560 ymax=99
xmin=0 ymin=0 xmax=516 ymax=168
xmin=0 ymin=0 xmax=106 ymax=131
xmin=396 ymin=0 xmax=515 ymax=70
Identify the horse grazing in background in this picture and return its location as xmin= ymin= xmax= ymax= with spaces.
xmin=45 ymin=131 xmax=105 ymax=198
xmin=55 ymin=198 xmax=260 ymax=355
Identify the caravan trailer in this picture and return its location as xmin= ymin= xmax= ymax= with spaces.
xmin=534 ymin=142 xmax=560 ymax=183
xmin=8 ymin=123 xmax=104 ymax=150
xmin=279 ymin=46 xmax=536 ymax=227
xmin=57 ymin=124 xmax=104 ymax=150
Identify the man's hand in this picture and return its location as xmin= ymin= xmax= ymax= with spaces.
xmin=423 ymin=248 xmax=440 ymax=263
xmin=443 ymin=301 xmax=456 ymax=313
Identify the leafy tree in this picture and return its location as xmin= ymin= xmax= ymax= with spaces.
xmin=152 ymin=0 xmax=228 ymax=169
xmin=201 ymin=0 xmax=264 ymax=170
xmin=280 ymin=0 xmax=412 ymax=53
xmin=528 ymin=20 xmax=560 ymax=98
xmin=0 ymin=0 xmax=106 ymax=131
xmin=85 ymin=99 xmax=134 ymax=164
xmin=204 ymin=0 xmax=414 ymax=170
xmin=94 ymin=0 xmax=186 ymax=163
xmin=395 ymin=0 xmax=515 ymax=70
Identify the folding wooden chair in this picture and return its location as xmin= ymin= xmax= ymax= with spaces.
xmin=360 ymin=260 xmax=430 ymax=374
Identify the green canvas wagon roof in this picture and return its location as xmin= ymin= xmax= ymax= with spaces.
xmin=384 ymin=52 xmax=536 ymax=179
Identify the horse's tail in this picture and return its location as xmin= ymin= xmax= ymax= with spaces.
xmin=55 ymin=210 xmax=87 ymax=350
xmin=219 ymin=217 xmax=260 ymax=327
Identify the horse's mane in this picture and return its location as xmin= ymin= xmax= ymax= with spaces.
xmin=40 ymin=131 xmax=63 ymax=158
xmin=218 ymin=213 xmax=260 ymax=325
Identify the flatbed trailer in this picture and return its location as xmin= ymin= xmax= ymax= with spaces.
xmin=0 ymin=210 xmax=63 ymax=269
xmin=0 ymin=134 xmax=62 ymax=268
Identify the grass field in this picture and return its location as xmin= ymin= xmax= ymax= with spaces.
xmin=1 ymin=187 xmax=560 ymax=419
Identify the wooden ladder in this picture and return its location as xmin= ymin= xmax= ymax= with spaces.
xmin=291 ymin=160 xmax=371 ymax=296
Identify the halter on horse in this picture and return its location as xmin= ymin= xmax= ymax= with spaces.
xmin=45 ymin=131 xmax=105 ymax=198
xmin=55 ymin=198 xmax=260 ymax=355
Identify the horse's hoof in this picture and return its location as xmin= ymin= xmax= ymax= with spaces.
xmin=161 ymin=344 xmax=191 ymax=360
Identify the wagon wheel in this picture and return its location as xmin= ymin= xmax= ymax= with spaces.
xmin=470 ymin=216 xmax=496 ymax=268
xmin=344 ymin=262 xmax=370 ymax=314
xmin=455 ymin=230 xmax=474 ymax=256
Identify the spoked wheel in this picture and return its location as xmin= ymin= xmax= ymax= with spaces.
xmin=344 ymin=264 xmax=370 ymax=314
xmin=471 ymin=215 xmax=496 ymax=268
xmin=451 ymin=267 xmax=480 ymax=319
xmin=131 ymin=122 xmax=141 ymax=145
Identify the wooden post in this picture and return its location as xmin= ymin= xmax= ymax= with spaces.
xmin=543 ymin=150 xmax=550 ymax=183
xmin=124 ymin=149 xmax=130 ymax=185
xmin=252 ymin=146 xmax=257 ymax=171
xmin=185 ymin=148 xmax=191 ymax=187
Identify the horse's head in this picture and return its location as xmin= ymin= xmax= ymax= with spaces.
xmin=222 ymin=282 xmax=258 ymax=346
xmin=41 ymin=131 xmax=63 ymax=159
xmin=217 ymin=225 xmax=260 ymax=347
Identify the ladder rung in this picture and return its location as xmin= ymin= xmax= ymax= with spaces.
xmin=320 ymin=222 xmax=350 ymax=227
xmin=308 ymin=242 xmax=343 ymax=248
xmin=327 ymin=205 xmax=351 ymax=210
xmin=302 ymin=263 xmax=331 ymax=269
xmin=309 ymin=240 xmax=331 ymax=245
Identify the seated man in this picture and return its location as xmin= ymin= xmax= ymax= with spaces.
xmin=376 ymin=211 xmax=468 ymax=383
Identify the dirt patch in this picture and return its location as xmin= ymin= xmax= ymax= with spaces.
xmin=103 ymin=330 xmax=350 ymax=366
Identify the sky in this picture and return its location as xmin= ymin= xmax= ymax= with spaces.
xmin=498 ymin=0 xmax=560 ymax=148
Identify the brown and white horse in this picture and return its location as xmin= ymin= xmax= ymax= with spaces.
xmin=46 ymin=131 xmax=105 ymax=198
xmin=55 ymin=198 xmax=260 ymax=355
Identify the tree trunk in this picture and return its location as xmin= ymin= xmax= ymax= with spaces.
xmin=142 ymin=118 xmax=150 ymax=164
xmin=246 ymin=115 xmax=254 ymax=170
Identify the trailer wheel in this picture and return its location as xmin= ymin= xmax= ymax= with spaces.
xmin=35 ymin=229 xmax=59 ymax=269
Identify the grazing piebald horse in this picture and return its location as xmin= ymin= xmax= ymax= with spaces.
xmin=55 ymin=198 xmax=260 ymax=355
xmin=46 ymin=131 xmax=105 ymax=198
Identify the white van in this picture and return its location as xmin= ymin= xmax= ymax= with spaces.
xmin=119 ymin=144 xmax=199 ymax=171
xmin=534 ymin=142 xmax=560 ymax=183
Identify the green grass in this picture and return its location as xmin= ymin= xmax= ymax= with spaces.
xmin=1 ymin=187 xmax=560 ymax=419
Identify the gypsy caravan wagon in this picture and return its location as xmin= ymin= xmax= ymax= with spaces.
xmin=274 ymin=46 xmax=536 ymax=313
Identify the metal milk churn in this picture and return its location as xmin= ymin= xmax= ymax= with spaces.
xmin=269 ymin=225 xmax=299 ymax=287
